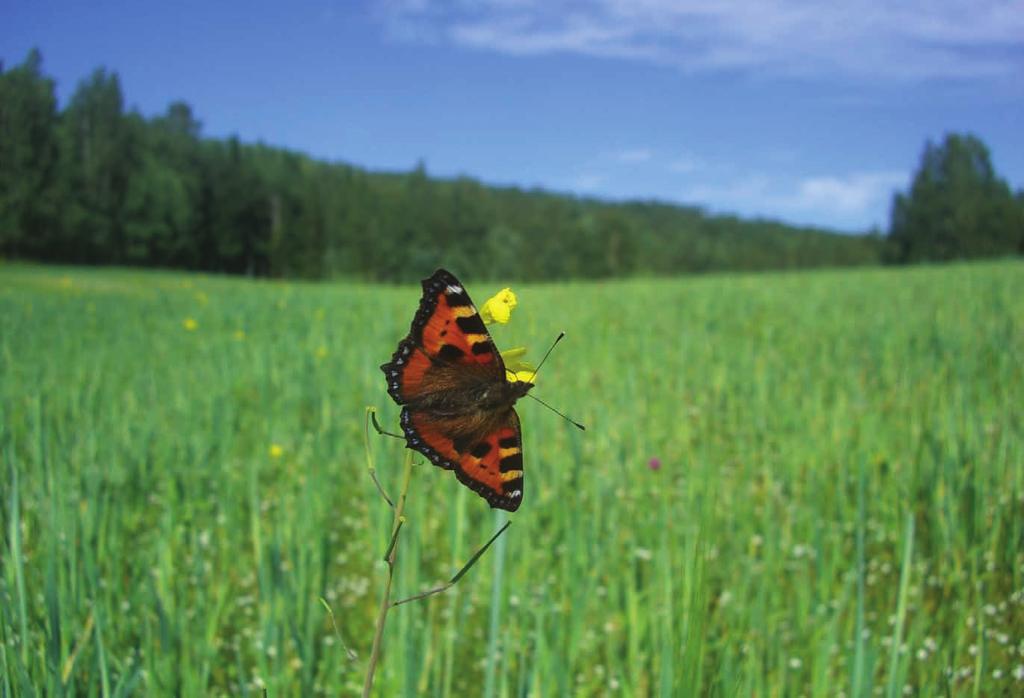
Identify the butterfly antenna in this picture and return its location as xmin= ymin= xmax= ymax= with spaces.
xmin=519 ymin=332 xmax=585 ymax=431
xmin=527 ymin=331 xmax=565 ymax=384
xmin=526 ymin=393 xmax=586 ymax=431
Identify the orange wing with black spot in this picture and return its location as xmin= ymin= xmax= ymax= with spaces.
xmin=382 ymin=269 xmax=504 ymax=405
xmin=381 ymin=269 xmax=525 ymax=512
xmin=400 ymin=409 xmax=524 ymax=512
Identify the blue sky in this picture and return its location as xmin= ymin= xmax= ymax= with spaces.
xmin=3 ymin=1 xmax=1022 ymax=232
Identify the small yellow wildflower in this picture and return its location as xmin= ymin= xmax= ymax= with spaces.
xmin=478 ymin=287 xmax=534 ymax=382
xmin=506 ymin=369 xmax=536 ymax=384
xmin=480 ymin=288 xmax=517 ymax=325
xmin=316 ymin=345 xmax=328 ymax=359
xmin=269 ymin=444 xmax=284 ymax=458
xmin=501 ymin=346 xmax=528 ymax=364
xmin=501 ymin=347 xmax=536 ymax=383
xmin=183 ymin=317 xmax=198 ymax=331
xmin=234 ymin=329 xmax=246 ymax=341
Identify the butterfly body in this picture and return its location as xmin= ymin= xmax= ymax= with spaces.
xmin=381 ymin=269 xmax=529 ymax=511
xmin=401 ymin=375 xmax=530 ymax=430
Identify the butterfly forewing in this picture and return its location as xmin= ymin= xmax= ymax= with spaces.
xmin=383 ymin=270 xmax=503 ymax=406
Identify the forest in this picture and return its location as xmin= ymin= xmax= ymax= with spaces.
xmin=1 ymin=49 xmax=1020 ymax=281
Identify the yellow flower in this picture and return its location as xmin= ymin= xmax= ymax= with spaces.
xmin=500 ymin=346 xmax=525 ymax=362
xmin=234 ymin=329 xmax=246 ymax=341
xmin=183 ymin=317 xmax=198 ymax=331
xmin=315 ymin=345 xmax=328 ymax=359
xmin=480 ymin=288 xmax=517 ymax=325
xmin=506 ymin=369 xmax=536 ymax=384
xmin=479 ymin=287 xmax=533 ymax=381
xmin=269 ymin=444 xmax=284 ymax=458
xmin=501 ymin=347 xmax=536 ymax=384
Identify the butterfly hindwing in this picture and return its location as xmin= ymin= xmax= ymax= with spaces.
xmin=400 ymin=408 xmax=460 ymax=469
xmin=452 ymin=411 xmax=524 ymax=512
xmin=400 ymin=407 xmax=524 ymax=512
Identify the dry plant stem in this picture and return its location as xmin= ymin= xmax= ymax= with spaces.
xmin=60 ymin=611 xmax=94 ymax=683
xmin=364 ymin=407 xmax=395 ymax=508
xmin=362 ymin=448 xmax=414 ymax=698
xmin=392 ymin=520 xmax=512 ymax=607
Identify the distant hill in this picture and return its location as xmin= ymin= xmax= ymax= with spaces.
xmin=1 ymin=49 xmax=881 ymax=281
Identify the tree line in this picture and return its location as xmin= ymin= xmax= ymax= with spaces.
xmin=1 ymin=50 xmax=1019 ymax=282
xmin=886 ymin=134 xmax=1023 ymax=263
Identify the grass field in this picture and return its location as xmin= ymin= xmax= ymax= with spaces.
xmin=1 ymin=260 xmax=1022 ymax=696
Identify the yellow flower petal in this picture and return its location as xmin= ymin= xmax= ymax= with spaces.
xmin=501 ymin=347 xmax=534 ymax=374
xmin=480 ymin=288 xmax=517 ymax=325
xmin=183 ymin=317 xmax=198 ymax=331
xmin=506 ymin=369 xmax=536 ymax=384
xmin=501 ymin=347 xmax=527 ymax=362
xmin=269 ymin=444 xmax=284 ymax=458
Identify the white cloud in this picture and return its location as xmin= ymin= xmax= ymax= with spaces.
xmin=794 ymin=172 xmax=908 ymax=214
xmin=687 ymin=169 xmax=908 ymax=229
xmin=613 ymin=148 xmax=653 ymax=163
xmin=375 ymin=0 xmax=1024 ymax=81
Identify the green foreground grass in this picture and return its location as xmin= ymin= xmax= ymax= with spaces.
xmin=1 ymin=261 xmax=1022 ymax=696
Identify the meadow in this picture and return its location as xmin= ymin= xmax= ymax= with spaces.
xmin=1 ymin=260 xmax=1022 ymax=696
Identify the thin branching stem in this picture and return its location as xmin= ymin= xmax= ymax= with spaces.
xmin=319 ymin=598 xmax=358 ymax=661
xmin=370 ymin=409 xmax=405 ymax=440
xmin=392 ymin=582 xmax=454 ymax=608
xmin=364 ymin=407 xmax=394 ymax=508
xmin=361 ymin=410 xmax=514 ymax=696
xmin=382 ymin=516 xmax=406 ymax=563
xmin=392 ymin=520 xmax=512 ymax=607
xmin=362 ymin=448 xmax=414 ymax=698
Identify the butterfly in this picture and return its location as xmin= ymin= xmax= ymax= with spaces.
xmin=381 ymin=269 xmax=532 ymax=511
